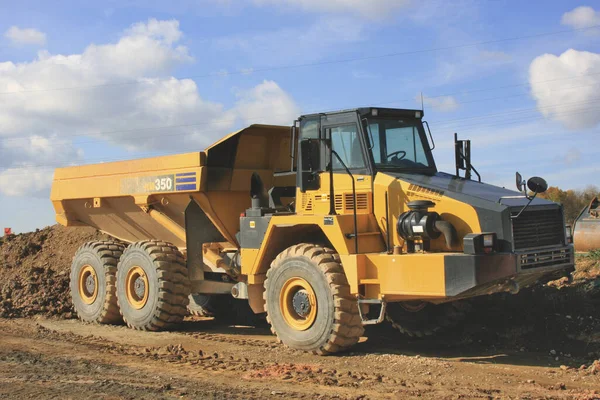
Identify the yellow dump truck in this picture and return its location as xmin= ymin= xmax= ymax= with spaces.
xmin=51 ymin=107 xmax=574 ymax=354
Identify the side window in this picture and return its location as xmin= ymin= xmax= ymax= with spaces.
xmin=329 ymin=124 xmax=366 ymax=170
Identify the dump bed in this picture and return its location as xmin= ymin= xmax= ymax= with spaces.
xmin=51 ymin=124 xmax=293 ymax=249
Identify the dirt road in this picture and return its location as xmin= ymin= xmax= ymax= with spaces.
xmin=0 ymin=317 xmax=598 ymax=400
xmin=1 ymin=226 xmax=600 ymax=398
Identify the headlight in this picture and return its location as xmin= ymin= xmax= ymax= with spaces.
xmin=464 ymin=233 xmax=497 ymax=254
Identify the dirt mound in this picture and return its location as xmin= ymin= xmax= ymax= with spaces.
xmin=0 ymin=225 xmax=107 ymax=318
xmin=458 ymin=272 xmax=600 ymax=357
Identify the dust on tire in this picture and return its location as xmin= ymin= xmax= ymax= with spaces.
xmin=264 ymin=243 xmax=364 ymax=355
xmin=116 ymin=240 xmax=190 ymax=331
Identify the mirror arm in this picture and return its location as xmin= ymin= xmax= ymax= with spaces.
xmin=511 ymin=192 xmax=537 ymax=219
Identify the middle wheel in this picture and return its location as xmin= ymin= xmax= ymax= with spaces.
xmin=264 ymin=244 xmax=364 ymax=355
xmin=116 ymin=240 xmax=190 ymax=331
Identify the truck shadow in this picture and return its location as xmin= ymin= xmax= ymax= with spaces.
xmin=175 ymin=278 xmax=599 ymax=368
xmin=357 ymin=279 xmax=600 ymax=368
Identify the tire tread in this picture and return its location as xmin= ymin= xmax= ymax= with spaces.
xmin=264 ymin=243 xmax=364 ymax=355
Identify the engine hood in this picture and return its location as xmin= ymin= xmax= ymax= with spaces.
xmin=391 ymin=171 xmax=557 ymax=209
xmin=386 ymin=171 xmax=563 ymax=252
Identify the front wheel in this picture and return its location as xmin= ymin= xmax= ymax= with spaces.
xmin=264 ymin=244 xmax=363 ymax=355
xmin=385 ymin=300 xmax=471 ymax=338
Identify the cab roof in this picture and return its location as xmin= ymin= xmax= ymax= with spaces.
xmin=300 ymin=107 xmax=424 ymax=119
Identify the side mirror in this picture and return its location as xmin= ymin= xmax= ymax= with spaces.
xmin=527 ymin=176 xmax=548 ymax=194
xmin=515 ymin=172 xmax=525 ymax=192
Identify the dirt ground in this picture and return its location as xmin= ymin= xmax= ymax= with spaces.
xmin=1 ymin=226 xmax=600 ymax=399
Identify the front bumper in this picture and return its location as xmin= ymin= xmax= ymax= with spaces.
xmin=342 ymin=245 xmax=574 ymax=301
xmin=444 ymin=245 xmax=574 ymax=298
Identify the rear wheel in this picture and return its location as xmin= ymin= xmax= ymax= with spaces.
xmin=385 ymin=300 xmax=471 ymax=338
xmin=70 ymin=241 xmax=124 ymax=324
xmin=188 ymin=294 xmax=265 ymax=326
xmin=116 ymin=240 xmax=190 ymax=331
xmin=264 ymin=244 xmax=363 ymax=355
xmin=188 ymin=293 xmax=228 ymax=317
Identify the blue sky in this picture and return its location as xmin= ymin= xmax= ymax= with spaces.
xmin=0 ymin=0 xmax=599 ymax=233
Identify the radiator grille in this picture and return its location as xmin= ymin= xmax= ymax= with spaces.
xmin=511 ymin=208 xmax=564 ymax=250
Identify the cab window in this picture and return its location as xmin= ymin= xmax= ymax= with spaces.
xmin=368 ymin=119 xmax=432 ymax=169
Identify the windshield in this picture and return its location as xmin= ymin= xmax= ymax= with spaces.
xmin=367 ymin=119 xmax=433 ymax=170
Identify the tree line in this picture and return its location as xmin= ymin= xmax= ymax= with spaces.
xmin=538 ymin=186 xmax=599 ymax=225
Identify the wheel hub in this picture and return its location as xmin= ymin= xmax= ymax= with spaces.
xmin=292 ymin=290 xmax=311 ymax=317
xmin=134 ymin=277 xmax=146 ymax=298
xmin=125 ymin=266 xmax=149 ymax=309
xmin=279 ymin=277 xmax=317 ymax=331
xmin=85 ymin=275 xmax=96 ymax=295
xmin=78 ymin=265 xmax=98 ymax=305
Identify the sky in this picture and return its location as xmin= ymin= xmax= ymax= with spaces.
xmin=0 ymin=0 xmax=599 ymax=233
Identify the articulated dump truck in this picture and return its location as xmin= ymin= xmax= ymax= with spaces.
xmin=51 ymin=107 xmax=574 ymax=355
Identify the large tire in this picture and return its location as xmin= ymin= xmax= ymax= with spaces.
xmin=189 ymin=294 xmax=266 ymax=326
xmin=264 ymin=244 xmax=364 ymax=355
xmin=116 ymin=240 xmax=190 ymax=331
xmin=70 ymin=241 xmax=124 ymax=324
xmin=188 ymin=293 xmax=228 ymax=317
xmin=385 ymin=300 xmax=471 ymax=338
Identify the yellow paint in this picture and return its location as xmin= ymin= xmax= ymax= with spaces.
xmin=51 ymin=124 xmax=292 ymax=249
xmin=246 ymin=171 xmax=483 ymax=301
xmin=373 ymin=172 xmax=480 ymax=252
xmin=147 ymin=208 xmax=187 ymax=242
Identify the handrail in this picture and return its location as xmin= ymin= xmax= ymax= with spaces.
xmin=331 ymin=150 xmax=359 ymax=254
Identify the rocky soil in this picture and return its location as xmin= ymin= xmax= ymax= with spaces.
xmin=0 ymin=225 xmax=106 ymax=318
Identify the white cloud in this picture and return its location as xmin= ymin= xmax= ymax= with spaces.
xmin=529 ymin=49 xmax=600 ymax=130
xmin=0 ymin=19 xmax=299 ymax=196
xmin=561 ymin=6 xmax=600 ymax=34
xmin=126 ymin=19 xmax=183 ymax=45
xmin=420 ymin=95 xmax=460 ymax=112
xmin=4 ymin=26 xmax=47 ymax=46
xmin=250 ymin=0 xmax=410 ymax=19
xmin=233 ymin=80 xmax=301 ymax=126
xmin=0 ymin=168 xmax=54 ymax=197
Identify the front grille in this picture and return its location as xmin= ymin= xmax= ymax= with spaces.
xmin=518 ymin=247 xmax=572 ymax=270
xmin=511 ymin=208 xmax=564 ymax=250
